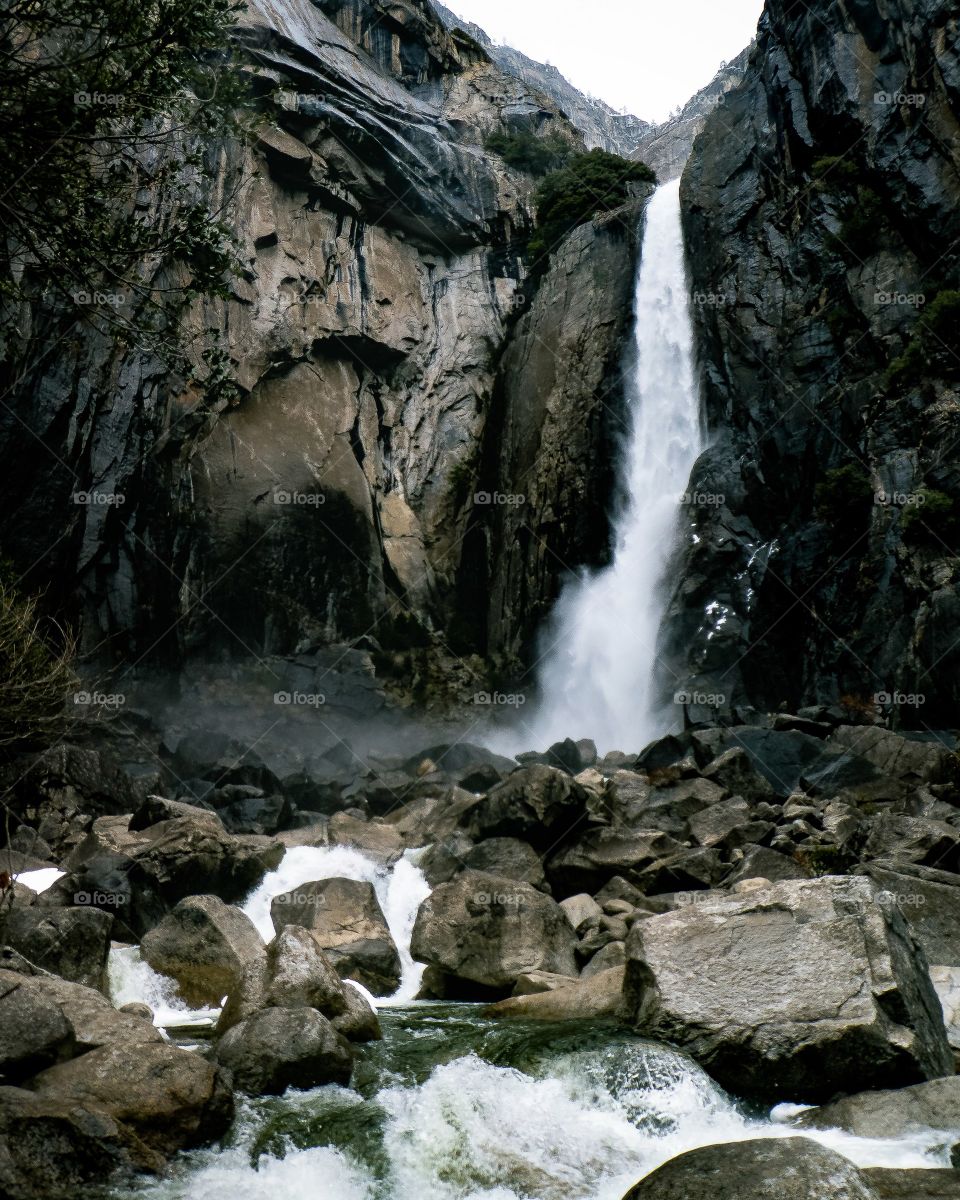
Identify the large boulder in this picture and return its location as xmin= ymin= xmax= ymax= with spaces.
xmin=47 ymin=810 xmax=283 ymax=936
xmin=464 ymin=837 xmax=547 ymax=891
xmin=828 ymin=726 xmax=959 ymax=786
xmin=0 ymin=975 xmax=74 ymax=1083
xmin=218 ymin=924 xmax=349 ymax=1033
xmin=140 ymin=895 xmax=266 ymax=1007
xmin=546 ymin=829 xmax=684 ymax=895
xmin=269 ymin=878 xmax=401 ymax=996
xmin=28 ymin=1041 xmax=234 ymax=1157
xmin=0 ymin=1085 xmax=163 ymax=1199
xmin=411 ymin=870 xmax=577 ymax=998
xmin=213 ymin=1006 xmax=352 ymax=1095
xmin=711 ymin=728 xmax=879 ymax=798
xmin=620 ymin=1137 xmax=877 ymax=1199
xmin=0 ymin=907 xmax=112 ymax=988
xmin=331 ymin=982 xmax=382 ymax=1043
xmin=861 ymin=1169 xmax=960 ymax=1199
xmin=622 ymin=876 xmax=953 ymax=1102
xmin=465 ymin=765 xmax=589 ymax=850
xmin=795 ymin=1075 xmax=960 ymax=1138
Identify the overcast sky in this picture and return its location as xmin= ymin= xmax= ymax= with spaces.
xmin=444 ymin=0 xmax=765 ymax=123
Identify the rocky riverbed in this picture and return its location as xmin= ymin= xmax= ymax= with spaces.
xmin=3 ymin=706 xmax=960 ymax=1197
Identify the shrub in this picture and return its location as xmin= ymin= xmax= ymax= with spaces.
xmin=814 ymin=464 xmax=873 ymax=522
xmin=885 ymin=290 xmax=960 ymax=389
xmin=901 ymin=488 xmax=960 ymax=548
xmin=485 ymin=130 xmax=572 ymax=176
xmin=0 ymin=577 xmax=77 ymax=755
xmin=527 ymin=149 xmax=656 ymax=270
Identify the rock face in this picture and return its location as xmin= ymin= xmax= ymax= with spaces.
xmin=621 ymin=1137 xmax=878 ymax=1200
xmin=669 ymin=0 xmax=960 ymax=724
xmin=410 ymin=869 xmax=577 ymax=997
xmin=213 ymin=1006 xmax=353 ymax=1096
xmin=270 ymin=877 xmax=401 ymax=995
xmin=622 ymin=875 xmax=953 ymax=1102
xmin=140 ymin=895 xmax=266 ymax=1007
xmin=0 ymin=0 xmax=644 ymax=698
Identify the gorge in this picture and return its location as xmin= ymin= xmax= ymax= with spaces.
xmin=2 ymin=1 xmax=960 ymax=1198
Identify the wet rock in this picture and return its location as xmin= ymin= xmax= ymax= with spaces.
xmin=862 ymin=1168 xmax=960 ymax=1199
xmin=214 ymin=1006 xmax=352 ymax=1096
xmin=418 ymin=832 xmax=476 ymax=886
xmin=0 ymin=975 xmax=74 ymax=1083
xmin=486 ymin=966 xmax=624 ymax=1021
xmin=622 ymin=875 xmax=953 ymax=1102
xmin=828 ymin=727 xmax=959 ymax=787
xmin=270 ymin=877 xmax=401 ymax=995
xmin=140 ymin=895 xmax=266 ymax=1007
xmin=411 ymin=870 xmax=577 ymax=997
xmin=546 ymin=829 xmax=684 ymax=896
xmin=0 ymin=907 xmax=112 ymax=988
xmin=331 ymin=983 xmax=381 ymax=1043
xmin=28 ymin=1040 xmax=234 ymax=1157
xmin=328 ymin=812 xmax=404 ymax=863
xmin=511 ymin=970 xmax=580 ymax=996
xmin=620 ymin=1137 xmax=877 ymax=1199
xmin=795 ymin=1075 xmax=960 ymax=1138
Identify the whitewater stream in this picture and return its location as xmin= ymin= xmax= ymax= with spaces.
xmin=517 ymin=177 xmax=704 ymax=756
xmin=103 ymin=848 xmax=951 ymax=1199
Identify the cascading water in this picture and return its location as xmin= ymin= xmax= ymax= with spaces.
xmin=519 ymin=178 xmax=704 ymax=755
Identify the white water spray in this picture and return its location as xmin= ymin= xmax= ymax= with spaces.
xmin=521 ymin=178 xmax=703 ymax=755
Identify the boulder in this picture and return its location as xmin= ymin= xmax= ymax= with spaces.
xmin=0 ymin=975 xmax=74 ymax=1082
xmin=213 ymin=1006 xmax=352 ymax=1095
xmin=828 ymin=726 xmax=959 ymax=785
xmin=269 ymin=877 xmax=401 ymax=995
xmin=863 ymin=814 xmax=960 ymax=873
xmin=464 ymin=838 xmax=547 ymax=891
xmin=559 ymin=893 xmax=603 ymax=931
xmin=622 ymin=875 xmax=953 ymax=1102
xmin=711 ymin=728 xmax=879 ymax=798
xmin=141 ymin=895 xmax=266 ymax=1007
xmin=725 ymin=845 xmax=809 ymax=885
xmin=28 ymin=1041 xmax=234 ymax=1157
xmin=218 ymin=924 xmax=349 ymax=1032
xmin=331 ymin=983 xmax=381 ymax=1042
xmin=511 ymin=970 xmax=580 ymax=995
xmin=702 ymin=747 xmax=777 ymax=803
xmin=861 ymin=1168 xmax=960 ymax=1198
xmin=418 ymin=832 xmax=475 ymax=886
xmin=411 ymin=870 xmax=577 ymax=997
xmin=620 ymin=1137 xmax=877 ymax=1199
xmin=0 ymin=906 xmax=112 ymax=987
xmin=328 ymin=812 xmax=404 ymax=862
xmin=486 ymin=966 xmax=624 ymax=1021
xmin=466 ymin=765 xmax=589 ymax=850
xmin=546 ymin=829 xmax=684 ymax=895
xmin=0 ymin=1085 xmax=163 ymax=1199
xmin=582 ymin=940 xmax=626 ymax=977
xmin=794 ymin=1075 xmax=960 ymax=1138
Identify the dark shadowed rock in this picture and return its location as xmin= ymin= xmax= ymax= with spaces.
xmin=466 ymin=765 xmax=589 ymax=850
xmin=270 ymin=877 xmax=401 ymax=995
xmin=411 ymin=870 xmax=577 ymax=997
xmin=546 ymin=829 xmax=683 ymax=895
xmin=464 ymin=837 xmax=547 ymax=891
xmin=795 ymin=1076 xmax=960 ymax=1139
xmin=0 ymin=907 xmax=112 ymax=988
xmin=141 ymin=895 xmax=266 ymax=1007
xmin=332 ymin=982 xmax=381 ymax=1042
xmin=0 ymin=975 xmax=74 ymax=1083
xmin=623 ymin=876 xmax=953 ymax=1102
xmin=620 ymin=1137 xmax=877 ymax=1199
xmin=214 ymin=1006 xmax=352 ymax=1095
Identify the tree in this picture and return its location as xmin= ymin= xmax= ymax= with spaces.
xmin=0 ymin=0 xmax=252 ymax=396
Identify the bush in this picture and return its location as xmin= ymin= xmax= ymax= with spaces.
xmin=527 ymin=149 xmax=656 ymax=270
xmin=485 ymin=130 xmax=572 ymax=176
xmin=885 ymin=290 xmax=960 ymax=389
xmin=901 ymin=488 xmax=960 ymax=548
xmin=0 ymin=578 xmax=77 ymax=755
xmin=814 ymin=464 xmax=873 ymax=522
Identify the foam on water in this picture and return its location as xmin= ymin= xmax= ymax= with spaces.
xmin=13 ymin=867 xmax=64 ymax=893
xmin=107 ymin=945 xmax=221 ymax=1029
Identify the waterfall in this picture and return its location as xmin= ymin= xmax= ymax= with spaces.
xmin=521 ymin=178 xmax=703 ymax=755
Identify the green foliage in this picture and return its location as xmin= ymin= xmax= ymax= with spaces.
xmin=0 ymin=0 xmax=253 ymax=397
xmin=0 ymin=573 xmax=77 ymax=756
xmin=901 ymin=488 xmax=960 ymax=548
xmin=836 ymin=187 xmax=885 ymax=260
xmin=814 ymin=464 xmax=873 ymax=521
xmin=527 ymin=149 xmax=656 ymax=271
xmin=485 ymin=130 xmax=572 ymax=176
xmin=885 ymin=291 xmax=960 ymax=389
xmin=811 ymin=156 xmax=859 ymax=189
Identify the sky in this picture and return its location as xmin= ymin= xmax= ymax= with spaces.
xmin=444 ymin=0 xmax=765 ymax=123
